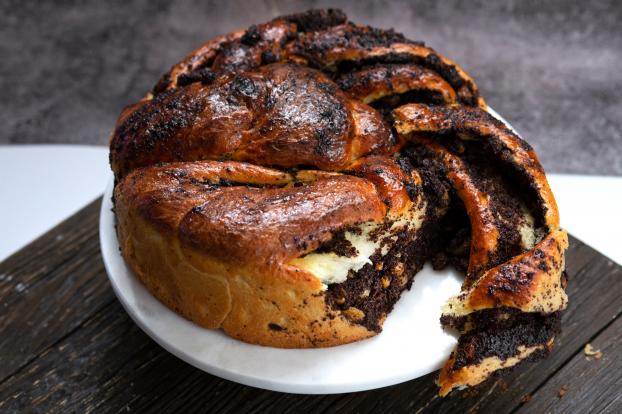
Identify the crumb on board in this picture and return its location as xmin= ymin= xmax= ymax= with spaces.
xmin=521 ymin=394 xmax=532 ymax=403
xmin=584 ymin=343 xmax=603 ymax=360
xmin=497 ymin=379 xmax=508 ymax=392
xmin=558 ymin=385 xmax=568 ymax=398
xmin=460 ymin=387 xmax=480 ymax=399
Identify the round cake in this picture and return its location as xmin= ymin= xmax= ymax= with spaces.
xmin=109 ymin=9 xmax=568 ymax=396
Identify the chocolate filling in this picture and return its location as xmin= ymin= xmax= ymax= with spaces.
xmin=325 ymin=225 xmax=433 ymax=332
xmin=448 ymin=138 xmax=537 ymax=272
xmin=323 ymin=153 xmax=460 ymax=332
xmin=324 ymin=132 xmax=553 ymax=336
xmin=403 ymin=143 xmax=472 ymax=272
xmin=116 ymin=11 xmax=565 ymax=387
xmin=314 ymin=227 xmax=358 ymax=257
xmin=444 ymin=309 xmax=561 ymax=370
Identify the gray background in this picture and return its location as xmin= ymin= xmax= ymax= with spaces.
xmin=1 ymin=0 xmax=620 ymax=175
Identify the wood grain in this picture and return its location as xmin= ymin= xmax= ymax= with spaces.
xmin=0 ymin=199 xmax=620 ymax=413
xmin=517 ymin=316 xmax=622 ymax=414
xmin=0 ymin=199 xmax=113 ymax=382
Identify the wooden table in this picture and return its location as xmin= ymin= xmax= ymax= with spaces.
xmin=1 ymin=198 xmax=620 ymax=413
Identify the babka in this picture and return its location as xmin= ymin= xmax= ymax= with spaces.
xmin=109 ymin=9 xmax=568 ymax=396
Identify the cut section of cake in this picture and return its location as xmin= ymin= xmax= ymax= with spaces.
xmin=109 ymin=9 xmax=568 ymax=396
xmin=394 ymin=103 xmax=568 ymax=395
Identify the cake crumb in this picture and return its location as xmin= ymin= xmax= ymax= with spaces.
xmin=557 ymin=385 xmax=568 ymax=398
xmin=521 ymin=394 xmax=532 ymax=403
xmin=497 ymin=379 xmax=508 ymax=392
xmin=584 ymin=343 xmax=603 ymax=360
xmin=460 ymin=387 xmax=480 ymax=398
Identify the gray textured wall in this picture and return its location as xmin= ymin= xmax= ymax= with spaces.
xmin=1 ymin=0 xmax=620 ymax=174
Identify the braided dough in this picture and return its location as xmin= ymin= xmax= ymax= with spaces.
xmin=109 ymin=9 xmax=567 ymax=395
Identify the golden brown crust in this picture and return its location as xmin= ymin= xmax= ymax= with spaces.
xmin=110 ymin=64 xmax=393 ymax=179
xmin=461 ymin=230 xmax=568 ymax=313
xmin=114 ymin=155 xmax=425 ymax=347
xmin=110 ymin=9 xmax=566 ymax=395
xmin=437 ymin=338 xmax=555 ymax=397
xmin=346 ymin=155 xmax=417 ymax=215
xmin=152 ymin=29 xmax=244 ymax=96
xmin=152 ymin=19 xmax=295 ymax=95
xmin=336 ymin=64 xmax=458 ymax=105
xmin=116 ymin=161 xmax=388 ymax=265
xmin=285 ymin=24 xmax=486 ymax=108
xmin=115 ymin=197 xmax=374 ymax=347
xmin=443 ymin=230 xmax=568 ymax=317
xmin=178 ymin=175 xmax=387 ymax=265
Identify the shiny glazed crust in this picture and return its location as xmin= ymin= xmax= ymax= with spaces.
xmin=110 ymin=9 xmax=567 ymax=395
xmin=115 ymin=199 xmax=373 ymax=347
xmin=113 ymin=159 xmax=419 ymax=346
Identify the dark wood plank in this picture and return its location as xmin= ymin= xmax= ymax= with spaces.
xmin=0 ymin=198 xmax=114 ymax=382
xmin=0 ymin=301 xmax=197 ymax=413
xmin=0 ymin=200 xmax=620 ymax=413
xmin=517 ymin=315 xmax=622 ymax=414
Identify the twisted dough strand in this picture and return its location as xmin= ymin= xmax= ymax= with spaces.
xmin=110 ymin=9 xmax=566 ymax=396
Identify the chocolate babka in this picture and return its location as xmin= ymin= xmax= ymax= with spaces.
xmin=109 ymin=9 xmax=568 ymax=396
